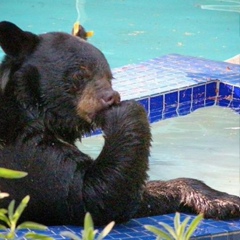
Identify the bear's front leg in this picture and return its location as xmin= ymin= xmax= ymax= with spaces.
xmin=82 ymin=100 xmax=151 ymax=225
xmin=136 ymin=178 xmax=240 ymax=220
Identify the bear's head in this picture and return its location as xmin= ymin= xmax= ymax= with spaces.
xmin=0 ymin=21 xmax=120 ymax=144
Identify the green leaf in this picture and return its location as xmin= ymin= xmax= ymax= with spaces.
xmin=0 ymin=233 xmax=7 ymax=239
xmin=84 ymin=212 xmax=94 ymax=230
xmin=0 ymin=208 xmax=8 ymax=214
xmin=0 ymin=167 xmax=28 ymax=179
xmin=82 ymin=227 xmax=96 ymax=240
xmin=17 ymin=221 xmax=48 ymax=230
xmin=97 ymin=221 xmax=115 ymax=240
xmin=0 ymin=224 xmax=7 ymax=230
xmin=144 ymin=225 xmax=172 ymax=240
xmin=0 ymin=212 xmax=10 ymax=226
xmin=178 ymin=216 xmax=190 ymax=238
xmin=60 ymin=231 xmax=81 ymax=240
xmin=5 ymin=231 xmax=15 ymax=239
xmin=174 ymin=212 xmax=180 ymax=235
xmin=0 ymin=192 xmax=9 ymax=199
xmin=8 ymin=200 xmax=15 ymax=222
xmin=184 ymin=214 xmax=203 ymax=240
xmin=24 ymin=232 xmax=55 ymax=240
xmin=12 ymin=195 xmax=30 ymax=222
xmin=158 ymin=222 xmax=177 ymax=239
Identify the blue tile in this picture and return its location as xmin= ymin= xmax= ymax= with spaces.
xmin=178 ymin=98 xmax=192 ymax=115
xmin=228 ymin=232 xmax=240 ymax=240
xmin=219 ymin=82 xmax=234 ymax=96
xmin=206 ymin=81 xmax=218 ymax=106
xmin=193 ymin=226 xmax=228 ymax=237
xmin=149 ymin=113 xmax=163 ymax=123
xmin=165 ymin=91 xmax=178 ymax=107
xmin=150 ymin=214 xmax=177 ymax=223
xmin=164 ymin=108 xmax=179 ymax=119
xmin=192 ymin=237 xmax=212 ymax=240
xmin=134 ymin=217 xmax=157 ymax=226
xmin=108 ymin=232 xmax=132 ymax=238
xmin=206 ymin=221 xmax=240 ymax=232
xmin=138 ymin=98 xmax=149 ymax=114
xmin=230 ymin=86 xmax=240 ymax=113
xmin=218 ymin=82 xmax=234 ymax=107
xmin=179 ymin=106 xmax=192 ymax=116
xmin=139 ymin=236 xmax=156 ymax=240
xmin=150 ymin=95 xmax=164 ymax=111
xmin=192 ymin=84 xmax=206 ymax=111
xmin=212 ymin=235 xmax=228 ymax=240
xmin=126 ymin=231 xmax=150 ymax=238
xmin=164 ymin=91 xmax=179 ymax=119
xmin=233 ymin=86 xmax=240 ymax=99
xmin=179 ymin=88 xmax=192 ymax=104
xmin=149 ymin=95 xmax=164 ymax=123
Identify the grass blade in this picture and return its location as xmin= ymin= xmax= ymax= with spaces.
xmin=158 ymin=222 xmax=177 ymax=239
xmin=0 ymin=212 xmax=10 ymax=226
xmin=174 ymin=212 xmax=180 ymax=236
xmin=84 ymin=212 xmax=94 ymax=231
xmin=178 ymin=216 xmax=190 ymax=238
xmin=97 ymin=221 xmax=115 ymax=240
xmin=145 ymin=225 xmax=172 ymax=240
xmin=24 ymin=232 xmax=54 ymax=240
xmin=0 ymin=192 xmax=9 ymax=199
xmin=0 ymin=168 xmax=28 ymax=179
xmin=13 ymin=195 xmax=30 ymax=222
xmin=0 ymin=224 xmax=7 ymax=230
xmin=184 ymin=214 xmax=203 ymax=240
xmin=17 ymin=221 xmax=48 ymax=230
xmin=60 ymin=231 xmax=81 ymax=240
xmin=8 ymin=200 xmax=15 ymax=222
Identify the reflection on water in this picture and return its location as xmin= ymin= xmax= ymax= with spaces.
xmin=149 ymin=106 xmax=240 ymax=196
xmin=77 ymin=106 xmax=240 ymax=196
xmin=200 ymin=0 xmax=240 ymax=13
xmin=1 ymin=0 xmax=239 ymax=67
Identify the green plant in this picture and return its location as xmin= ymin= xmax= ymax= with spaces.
xmin=61 ymin=212 xmax=115 ymax=240
xmin=0 ymin=168 xmax=28 ymax=199
xmin=0 ymin=167 xmax=54 ymax=240
xmin=0 ymin=168 xmax=28 ymax=179
xmin=145 ymin=212 xmax=203 ymax=240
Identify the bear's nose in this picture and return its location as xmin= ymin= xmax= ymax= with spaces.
xmin=102 ymin=90 xmax=121 ymax=106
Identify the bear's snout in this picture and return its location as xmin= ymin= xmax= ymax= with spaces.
xmin=76 ymin=83 xmax=121 ymax=123
xmin=101 ymin=90 xmax=121 ymax=107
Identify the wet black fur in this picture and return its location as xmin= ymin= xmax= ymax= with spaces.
xmin=0 ymin=21 xmax=239 ymax=226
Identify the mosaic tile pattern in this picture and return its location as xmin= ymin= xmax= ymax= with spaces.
xmin=4 ymin=214 xmax=240 ymax=240
xmin=112 ymin=54 xmax=240 ymax=99
xmin=112 ymin=54 xmax=240 ymax=122
xmin=1 ymin=54 xmax=239 ymax=239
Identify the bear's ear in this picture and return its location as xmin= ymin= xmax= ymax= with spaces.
xmin=0 ymin=21 xmax=39 ymax=57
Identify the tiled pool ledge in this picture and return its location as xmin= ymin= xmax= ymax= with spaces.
xmin=3 ymin=54 xmax=240 ymax=239
xmin=11 ymin=213 xmax=240 ymax=240
xmin=112 ymin=54 xmax=240 ymax=120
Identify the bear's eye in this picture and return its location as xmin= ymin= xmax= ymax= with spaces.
xmin=67 ymin=78 xmax=87 ymax=95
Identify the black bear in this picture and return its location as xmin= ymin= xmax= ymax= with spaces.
xmin=0 ymin=21 xmax=239 ymax=226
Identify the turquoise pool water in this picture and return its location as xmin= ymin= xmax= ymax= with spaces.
xmin=0 ymin=1 xmax=240 ymax=239
xmin=78 ymin=106 xmax=240 ymax=196
xmin=0 ymin=0 xmax=239 ymax=68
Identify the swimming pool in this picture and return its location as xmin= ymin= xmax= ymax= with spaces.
xmin=0 ymin=0 xmax=239 ymax=67
xmin=79 ymin=105 xmax=240 ymax=197
xmin=0 ymin=0 xmax=240 ymax=239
